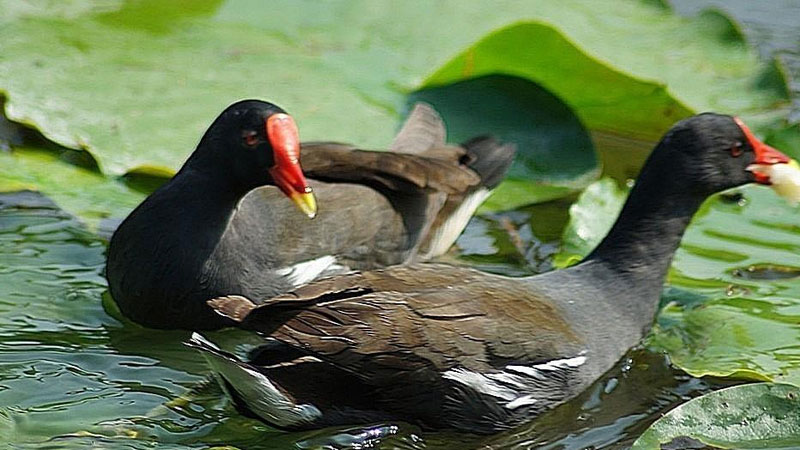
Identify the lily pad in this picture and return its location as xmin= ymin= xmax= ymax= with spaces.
xmin=632 ymin=383 xmax=800 ymax=450
xmin=423 ymin=8 xmax=791 ymax=142
xmin=651 ymin=186 xmax=800 ymax=384
xmin=650 ymin=297 xmax=800 ymax=385
xmin=671 ymin=0 xmax=800 ymax=121
xmin=0 ymin=147 xmax=145 ymax=227
xmin=0 ymin=0 xmax=791 ymax=181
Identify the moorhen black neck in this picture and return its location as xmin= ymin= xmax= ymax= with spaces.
xmin=106 ymin=101 xmax=515 ymax=330
xmin=188 ymin=113 xmax=792 ymax=433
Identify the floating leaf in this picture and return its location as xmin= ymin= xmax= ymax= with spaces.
xmin=632 ymin=383 xmax=800 ymax=450
xmin=0 ymin=147 xmax=145 ymax=226
xmin=650 ymin=298 xmax=800 ymax=385
xmin=423 ymin=9 xmax=791 ymax=143
xmin=671 ymin=0 xmax=800 ymax=122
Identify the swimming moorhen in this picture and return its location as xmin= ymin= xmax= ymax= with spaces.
xmin=106 ymin=100 xmax=515 ymax=330
xmin=189 ymin=113 xmax=792 ymax=433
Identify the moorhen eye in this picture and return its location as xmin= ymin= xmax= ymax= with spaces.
xmin=243 ymin=130 xmax=259 ymax=147
xmin=731 ymin=141 xmax=743 ymax=157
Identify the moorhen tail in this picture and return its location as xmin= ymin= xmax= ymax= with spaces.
xmin=106 ymin=101 xmax=515 ymax=330
xmin=191 ymin=113 xmax=793 ymax=433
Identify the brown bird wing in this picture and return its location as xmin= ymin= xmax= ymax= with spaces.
xmin=210 ymin=264 xmax=585 ymax=387
xmin=299 ymin=143 xmax=479 ymax=195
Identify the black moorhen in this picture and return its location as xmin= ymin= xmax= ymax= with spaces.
xmin=188 ymin=113 xmax=792 ymax=433
xmin=106 ymin=100 xmax=514 ymax=330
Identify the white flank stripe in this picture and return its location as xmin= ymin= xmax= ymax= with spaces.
xmin=485 ymin=372 xmax=528 ymax=389
xmin=533 ymin=356 xmax=587 ymax=371
xmin=505 ymin=394 xmax=537 ymax=410
xmin=505 ymin=365 xmax=546 ymax=380
xmin=190 ymin=332 xmax=220 ymax=351
xmin=443 ymin=368 xmax=517 ymax=401
xmin=275 ymin=255 xmax=337 ymax=287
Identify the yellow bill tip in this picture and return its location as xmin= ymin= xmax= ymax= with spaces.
xmin=291 ymin=190 xmax=317 ymax=219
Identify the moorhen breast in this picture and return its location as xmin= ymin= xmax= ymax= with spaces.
xmin=189 ymin=113 xmax=793 ymax=433
xmin=106 ymin=100 xmax=514 ymax=330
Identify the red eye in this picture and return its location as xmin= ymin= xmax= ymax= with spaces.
xmin=243 ymin=130 xmax=259 ymax=147
xmin=731 ymin=142 xmax=743 ymax=157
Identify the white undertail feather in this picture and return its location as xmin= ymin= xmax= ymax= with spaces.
xmin=505 ymin=395 xmax=538 ymax=410
xmin=532 ymin=355 xmax=587 ymax=371
xmin=188 ymin=333 xmax=321 ymax=427
xmin=421 ymin=188 xmax=491 ymax=259
xmin=274 ymin=255 xmax=340 ymax=288
xmin=444 ymin=354 xmax=587 ymax=411
xmin=443 ymin=368 xmax=518 ymax=401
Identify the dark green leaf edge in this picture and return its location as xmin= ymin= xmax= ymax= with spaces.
xmin=632 ymin=383 xmax=800 ymax=450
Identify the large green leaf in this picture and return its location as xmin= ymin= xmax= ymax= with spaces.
xmin=0 ymin=147 xmax=145 ymax=227
xmin=632 ymin=383 xmax=800 ymax=450
xmin=671 ymin=0 xmax=800 ymax=122
xmin=423 ymin=9 xmax=791 ymax=142
xmin=0 ymin=0 xmax=791 ymax=179
xmin=651 ymin=297 xmax=800 ymax=385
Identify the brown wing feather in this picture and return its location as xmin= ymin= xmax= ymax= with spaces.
xmin=211 ymin=264 xmax=585 ymax=386
xmin=300 ymin=143 xmax=479 ymax=194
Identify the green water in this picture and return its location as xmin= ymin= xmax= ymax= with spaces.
xmin=2 ymin=181 xmax=799 ymax=449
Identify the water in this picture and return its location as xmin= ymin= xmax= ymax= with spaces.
xmin=5 ymin=180 xmax=797 ymax=448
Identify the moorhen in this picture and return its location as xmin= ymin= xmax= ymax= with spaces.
xmin=188 ymin=113 xmax=793 ymax=433
xmin=106 ymin=100 xmax=514 ymax=330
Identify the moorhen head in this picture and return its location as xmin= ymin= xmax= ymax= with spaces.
xmin=634 ymin=113 xmax=788 ymax=196
xmin=185 ymin=99 xmax=316 ymax=216
xmin=106 ymin=101 xmax=514 ymax=330
xmin=190 ymin=114 xmax=794 ymax=433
